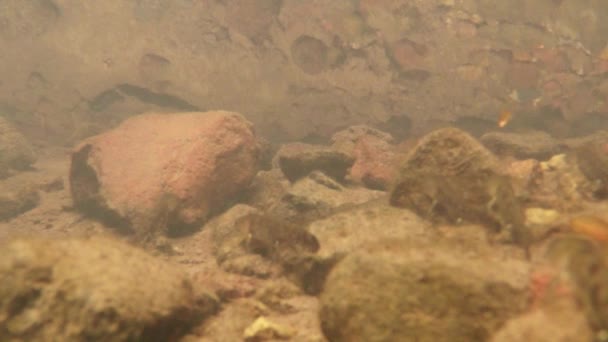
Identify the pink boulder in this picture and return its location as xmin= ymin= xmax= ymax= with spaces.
xmin=69 ymin=111 xmax=260 ymax=236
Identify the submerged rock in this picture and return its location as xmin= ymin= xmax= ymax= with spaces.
xmin=309 ymin=201 xmax=432 ymax=259
xmin=319 ymin=239 xmax=529 ymax=341
xmin=274 ymin=143 xmax=354 ymax=183
xmin=272 ymin=170 xmax=386 ymax=222
xmin=69 ymin=111 xmax=260 ymax=238
xmin=0 ymin=236 xmax=218 ymax=341
xmin=390 ymin=127 xmax=529 ymax=246
xmin=480 ymin=131 xmax=561 ymax=160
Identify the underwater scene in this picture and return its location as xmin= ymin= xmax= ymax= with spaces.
xmin=1 ymin=1 xmax=608 ymax=341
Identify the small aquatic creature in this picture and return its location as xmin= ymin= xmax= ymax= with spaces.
xmin=569 ymin=215 xmax=608 ymax=243
xmin=497 ymin=110 xmax=512 ymax=128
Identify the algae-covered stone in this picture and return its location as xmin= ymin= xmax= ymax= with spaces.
xmin=0 ymin=236 xmax=218 ymax=341
xmin=390 ymin=127 xmax=529 ymax=246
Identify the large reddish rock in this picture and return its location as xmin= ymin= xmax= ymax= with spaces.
xmin=69 ymin=111 xmax=260 ymax=236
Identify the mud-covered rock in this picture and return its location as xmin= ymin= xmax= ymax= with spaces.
xmin=309 ymin=201 xmax=432 ymax=259
xmin=273 ymin=171 xmax=386 ymax=222
xmin=481 ymin=131 xmax=562 ymax=160
xmin=319 ymin=239 xmax=529 ymax=342
xmin=274 ymin=143 xmax=355 ymax=182
xmin=0 ymin=180 xmax=39 ymax=221
xmin=390 ymin=127 xmax=529 ymax=245
xmin=0 ymin=117 xmax=36 ymax=178
xmin=69 ymin=111 xmax=260 ymax=238
xmin=299 ymin=197 xmax=434 ymax=295
xmin=0 ymin=236 xmax=218 ymax=342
